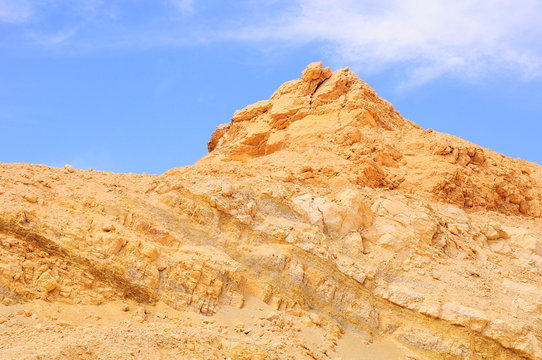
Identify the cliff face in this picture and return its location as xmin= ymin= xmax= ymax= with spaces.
xmin=1 ymin=63 xmax=542 ymax=360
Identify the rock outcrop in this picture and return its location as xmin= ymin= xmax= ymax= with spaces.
xmin=1 ymin=62 xmax=542 ymax=360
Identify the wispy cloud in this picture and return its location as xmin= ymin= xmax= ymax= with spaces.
xmin=26 ymin=27 xmax=79 ymax=46
xmin=0 ymin=0 xmax=31 ymax=23
xmin=169 ymin=0 xmax=194 ymax=15
xmin=12 ymin=0 xmax=108 ymax=47
xmin=3 ymin=0 xmax=542 ymax=87
xmin=229 ymin=0 xmax=542 ymax=86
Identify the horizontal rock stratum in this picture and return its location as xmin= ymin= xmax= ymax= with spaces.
xmin=1 ymin=62 xmax=542 ymax=359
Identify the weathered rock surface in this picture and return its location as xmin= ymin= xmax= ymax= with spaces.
xmin=1 ymin=62 xmax=542 ymax=359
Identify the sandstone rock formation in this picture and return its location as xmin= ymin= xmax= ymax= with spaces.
xmin=1 ymin=62 xmax=542 ymax=359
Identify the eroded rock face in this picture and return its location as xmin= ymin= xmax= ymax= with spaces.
xmin=198 ymin=61 xmax=542 ymax=218
xmin=1 ymin=63 xmax=542 ymax=360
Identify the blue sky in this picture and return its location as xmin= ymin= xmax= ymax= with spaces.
xmin=1 ymin=0 xmax=542 ymax=174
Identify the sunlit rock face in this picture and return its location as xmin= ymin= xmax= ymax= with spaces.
xmin=1 ymin=63 xmax=542 ymax=359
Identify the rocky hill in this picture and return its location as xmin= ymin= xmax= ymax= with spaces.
xmin=1 ymin=62 xmax=541 ymax=359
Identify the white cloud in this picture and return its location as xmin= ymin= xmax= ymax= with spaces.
xmin=170 ymin=0 xmax=194 ymax=14
xmin=2 ymin=0 xmax=541 ymax=87
xmin=27 ymin=27 xmax=79 ymax=46
xmin=0 ymin=0 xmax=31 ymax=23
xmin=230 ymin=0 xmax=542 ymax=86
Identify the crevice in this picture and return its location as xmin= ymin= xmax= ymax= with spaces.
xmin=315 ymin=203 xmax=331 ymax=238
xmin=309 ymin=77 xmax=329 ymax=109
